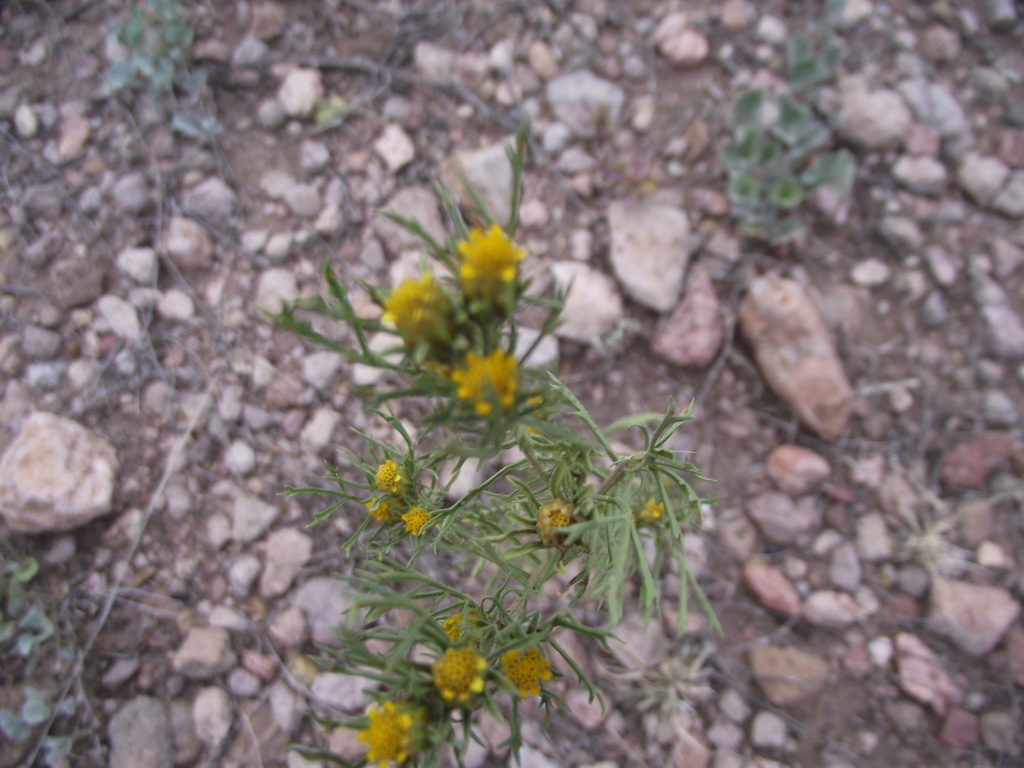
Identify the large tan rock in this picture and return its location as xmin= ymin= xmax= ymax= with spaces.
xmin=0 ymin=412 xmax=118 ymax=533
xmin=739 ymin=275 xmax=853 ymax=440
xmin=749 ymin=645 xmax=829 ymax=706
xmin=607 ymin=199 xmax=691 ymax=311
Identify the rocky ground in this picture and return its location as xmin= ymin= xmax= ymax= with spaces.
xmin=1 ymin=0 xmax=1024 ymax=767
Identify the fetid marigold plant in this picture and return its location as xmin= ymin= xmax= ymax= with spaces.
xmin=273 ymin=123 xmax=713 ymax=767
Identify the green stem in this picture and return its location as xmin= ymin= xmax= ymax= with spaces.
xmin=546 ymin=373 xmax=619 ymax=461
xmin=518 ymin=434 xmax=550 ymax=489
xmin=507 ymin=551 xmax=560 ymax=619
xmin=596 ymin=459 xmax=633 ymax=496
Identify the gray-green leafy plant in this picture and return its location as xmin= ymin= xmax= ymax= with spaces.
xmin=721 ymin=0 xmax=854 ymax=245
xmin=105 ymin=0 xmax=220 ymax=140
xmin=0 ymin=554 xmax=75 ymax=766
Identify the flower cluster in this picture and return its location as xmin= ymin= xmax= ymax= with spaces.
xmin=501 ymin=648 xmax=553 ymax=696
xmin=378 ymin=222 xmax=531 ymax=422
xmin=537 ymin=499 xmax=573 ymax=549
xmin=451 ymin=349 xmax=519 ymax=416
xmin=358 ymin=701 xmax=419 ymax=768
xmin=365 ymin=460 xmax=431 ymax=535
xmin=356 ymin=640 xmax=554 ymax=765
xmin=432 ymin=647 xmax=487 ymax=704
xmin=458 ymin=223 xmax=525 ymax=316
xmin=635 ymin=496 xmax=665 ymax=526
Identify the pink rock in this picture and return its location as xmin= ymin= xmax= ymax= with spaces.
xmin=842 ymin=634 xmax=871 ymax=679
xmin=58 ymin=105 xmax=90 ymax=163
xmin=999 ymin=128 xmax=1024 ymax=168
xmin=745 ymin=557 xmax=798 ymax=618
xmin=938 ymin=708 xmax=979 ymax=750
xmin=929 ymin=577 xmax=1021 ymax=656
xmin=746 ymin=492 xmax=821 ymax=544
xmin=1007 ymin=627 xmax=1024 ymax=686
xmin=670 ymin=729 xmax=710 ymax=768
xmin=939 ymin=433 xmax=1016 ymax=490
xmin=804 ymin=590 xmax=861 ymax=627
xmin=738 ymin=275 xmax=853 ymax=441
xmin=655 ymin=13 xmax=709 ymax=67
xmin=720 ymin=0 xmax=752 ymax=31
xmin=164 ymin=216 xmax=213 ymax=271
xmin=766 ymin=445 xmax=831 ymax=495
xmin=564 ymin=687 xmax=606 ymax=730
xmin=895 ymin=633 xmax=962 ymax=716
xmin=742 ymin=559 xmax=801 ymax=617
xmin=241 ymin=649 xmax=277 ymax=682
xmin=651 ymin=266 xmax=723 ymax=368
xmin=749 ymin=646 xmax=829 ymax=707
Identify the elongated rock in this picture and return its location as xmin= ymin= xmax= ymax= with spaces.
xmin=738 ymin=275 xmax=853 ymax=440
xmin=651 ymin=265 xmax=722 ymax=367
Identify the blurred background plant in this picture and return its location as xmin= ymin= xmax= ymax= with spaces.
xmin=721 ymin=0 xmax=854 ymax=246
xmin=104 ymin=0 xmax=220 ymax=141
xmin=0 ymin=548 xmax=76 ymax=767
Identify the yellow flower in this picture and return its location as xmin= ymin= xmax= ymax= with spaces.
xmin=432 ymin=647 xmax=486 ymax=705
xmin=443 ymin=613 xmax=464 ymax=641
xmin=401 ymin=507 xmax=431 ymax=536
xmin=358 ymin=701 xmax=415 ymax=768
xmin=375 ymin=460 xmax=403 ymax=496
xmin=450 ymin=350 xmax=518 ymax=416
xmin=634 ymin=497 xmax=664 ymax=526
xmin=537 ymin=499 xmax=573 ymax=548
xmin=442 ymin=608 xmax=479 ymax=641
xmin=457 ymin=224 xmax=525 ymax=314
xmin=366 ymin=498 xmax=398 ymax=522
xmin=501 ymin=647 xmax=553 ymax=697
xmin=382 ymin=272 xmax=453 ymax=349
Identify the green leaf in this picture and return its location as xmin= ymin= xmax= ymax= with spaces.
xmin=732 ymin=126 xmax=762 ymax=162
xmin=729 ymin=90 xmax=764 ymax=130
xmin=43 ymin=736 xmax=74 ymax=767
xmin=7 ymin=578 xmax=26 ymax=617
xmin=768 ymin=216 xmax=806 ymax=245
xmin=727 ymin=172 xmax=759 ymax=204
xmin=603 ymin=412 xmax=665 ymax=434
xmin=818 ymin=40 xmax=843 ymax=79
xmin=759 ymin=139 xmax=781 ymax=164
xmin=722 ymin=127 xmax=764 ymax=170
xmin=19 ymin=604 xmax=54 ymax=636
xmin=170 ymin=111 xmax=221 ymax=140
xmin=21 ymin=688 xmax=51 ymax=725
xmin=105 ymin=60 xmax=137 ymax=91
xmin=768 ymin=175 xmax=804 ymax=209
xmin=787 ymin=59 xmax=820 ymax=92
xmin=315 ymin=95 xmax=349 ymax=125
xmin=0 ymin=710 xmax=30 ymax=741
xmin=801 ymin=150 xmax=855 ymax=193
xmin=13 ymin=557 xmax=38 ymax=584
xmin=772 ymin=94 xmax=812 ymax=147
xmin=823 ymin=0 xmax=847 ymax=27
xmin=181 ymin=68 xmax=208 ymax=94
xmin=119 ymin=13 xmax=147 ymax=47
xmin=786 ymin=36 xmax=813 ymax=69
